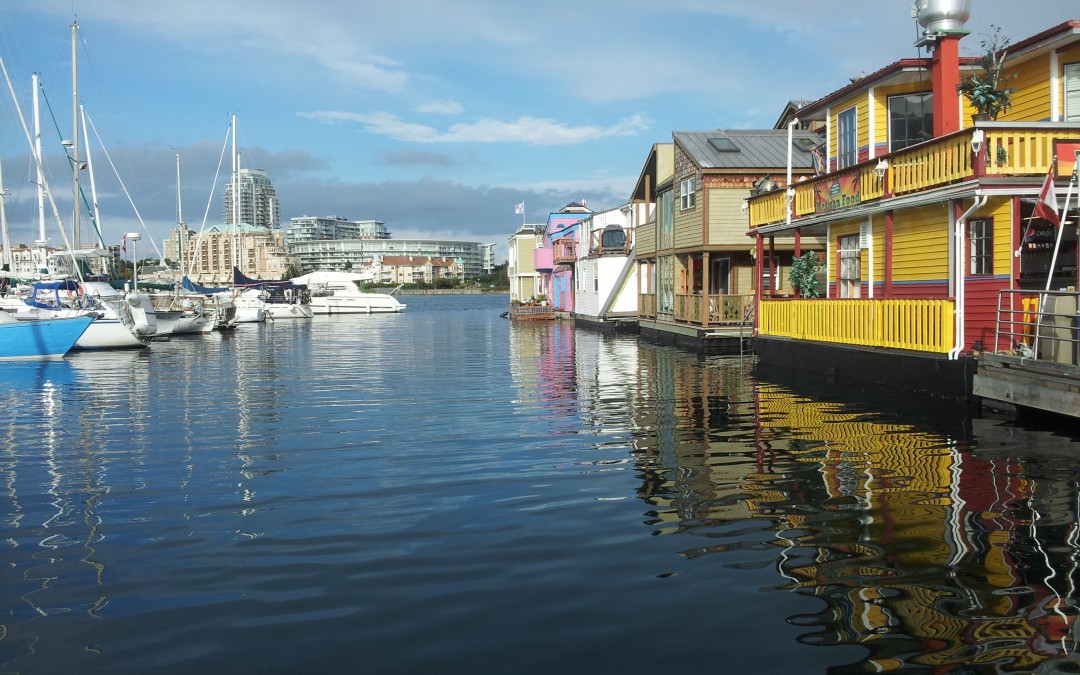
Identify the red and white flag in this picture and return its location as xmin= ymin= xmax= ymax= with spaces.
xmin=1034 ymin=166 xmax=1060 ymax=227
xmin=514 ymin=201 xmax=524 ymax=215
xmin=121 ymin=233 xmax=127 ymax=254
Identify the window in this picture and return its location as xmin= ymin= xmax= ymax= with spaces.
xmin=1066 ymin=63 xmax=1080 ymax=122
xmin=969 ymin=218 xmax=993 ymax=275
xmin=680 ymin=177 xmax=696 ymax=211
xmin=658 ymin=189 xmax=674 ymax=249
xmin=838 ymin=234 xmax=861 ymax=298
xmin=761 ymin=256 xmax=780 ymax=292
xmin=889 ymin=93 xmax=933 ymax=152
xmin=658 ymin=255 xmax=674 ymax=315
xmin=837 ymin=107 xmax=857 ymax=169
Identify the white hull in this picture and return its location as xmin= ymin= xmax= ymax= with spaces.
xmin=264 ymin=303 xmax=314 ymax=319
xmin=291 ymin=270 xmax=406 ymax=315
xmin=309 ymin=297 xmax=405 ymax=314
xmin=73 ymin=318 xmax=148 ymax=349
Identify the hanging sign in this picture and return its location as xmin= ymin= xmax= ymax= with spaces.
xmin=814 ymin=172 xmax=861 ymax=213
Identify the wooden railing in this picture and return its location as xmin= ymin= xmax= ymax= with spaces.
xmin=749 ymin=125 xmax=1080 ymax=229
xmin=639 ymin=293 xmax=655 ymax=318
xmin=553 ymin=239 xmax=576 ymax=264
xmin=758 ymin=298 xmax=955 ymax=354
xmin=674 ymin=293 xmax=755 ymax=328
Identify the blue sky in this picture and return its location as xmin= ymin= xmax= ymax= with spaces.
xmin=0 ymin=1 xmax=1076 ymax=263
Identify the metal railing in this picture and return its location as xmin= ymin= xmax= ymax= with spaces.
xmin=992 ymin=289 xmax=1079 ymax=365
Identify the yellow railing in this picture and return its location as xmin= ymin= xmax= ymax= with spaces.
xmin=758 ymin=298 xmax=955 ymax=354
xmin=749 ymin=125 xmax=1080 ymax=229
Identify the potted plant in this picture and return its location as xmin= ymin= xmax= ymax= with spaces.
xmin=957 ymin=26 xmax=1016 ymax=122
xmin=789 ymin=251 xmax=824 ymax=298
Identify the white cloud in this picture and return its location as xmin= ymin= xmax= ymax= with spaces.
xmin=417 ymin=99 xmax=464 ymax=115
xmin=301 ymin=110 xmax=650 ymax=146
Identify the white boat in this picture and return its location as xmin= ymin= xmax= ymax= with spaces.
xmin=1 ymin=279 xmax=148 ymax=350
xmin=232 ymin=268 xmax=313 ymax=319
xmin=290 ymin=270 xmax=406 ymax=314
xmin=230 ymin=288 xmax=266 ymax=323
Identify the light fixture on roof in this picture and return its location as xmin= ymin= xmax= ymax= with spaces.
xmin=875 ymin=158 xmax=889 ymax=179
xmin=970 ymin=129 xmax=985 ymax=155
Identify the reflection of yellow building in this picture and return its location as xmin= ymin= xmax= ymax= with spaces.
xmin=622 ymin=341 xmax=1079 ymax=672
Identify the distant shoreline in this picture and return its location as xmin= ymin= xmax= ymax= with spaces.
xmin=372 ymin=288 xmax=509 ymax=296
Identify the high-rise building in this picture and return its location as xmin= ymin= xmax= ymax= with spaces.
xmin=224 ymin=169 xmax=280 ymax=230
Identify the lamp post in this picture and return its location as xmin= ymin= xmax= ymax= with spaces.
xmin=127 ymin=232 xmax=141 ymax=291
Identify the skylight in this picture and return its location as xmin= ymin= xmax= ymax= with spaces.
xmin=793 ymin=138 xmax=819 ymax=152
xmin=708 ymin=137 xmax=740 ymax=152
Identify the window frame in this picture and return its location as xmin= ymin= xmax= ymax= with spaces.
xmin=968 ymin=217 xmax=994 ymax=276
xmin=888 ymin=92 xmax=933 ymax=152
xmin=837 ymin=233 xmax=861 ymax=298
xmin=680 ymin=177 xmax=696 ymax=211
xmin=1066 ymin=62 xmax=1080 ymax=122
xmin=837 ymin=107 xmax=858 ymax=170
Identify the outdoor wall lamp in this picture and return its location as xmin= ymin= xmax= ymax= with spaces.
xmin=970 ymin=129 xmax=985 ymax=155
xmin=741 ymin=200 xmax=749 ymax=214
xmin=874 ymin=158 xmax=888 ymax=179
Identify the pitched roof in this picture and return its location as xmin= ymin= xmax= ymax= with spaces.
xmin=673 ymin=129 xmax=820 ymax=171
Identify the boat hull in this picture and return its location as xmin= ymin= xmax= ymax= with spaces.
xmin=309 ymin=299 xmax=406 ymax=314
xmin=74 ymin=319 xmax=149 ymax=350
xmin=264 ymin=303 xmax=314 ymax=319
xmin=0 ymin=316 xmax=94 ymax=360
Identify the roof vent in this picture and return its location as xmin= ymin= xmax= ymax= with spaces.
xmin=914 ymin=0 xmax=970 ymax=36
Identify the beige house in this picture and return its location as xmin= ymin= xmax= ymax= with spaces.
xmin=507 ymin=224 xmax=542 ymax=303
xmin=176 ymin=225 xmax=294 ymax=285
xmin=380 ymin=255 xmax=463 ymax=285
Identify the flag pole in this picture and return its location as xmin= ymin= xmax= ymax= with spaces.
xmin=1044 ymin=156 xmax=1077 ymax=293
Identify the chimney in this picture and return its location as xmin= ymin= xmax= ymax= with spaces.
xmin=914 ymin=0 xmax=971 ymax=136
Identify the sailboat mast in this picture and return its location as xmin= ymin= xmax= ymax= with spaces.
xmin=176 ymin=152 xmax=186 ymax=276
xmin=71 ymin=21 xmax=81 ymax=250
xmin=0 ymin=141 xmax=10 ymax=271
xmin=32 ymin=73 xmax=47 ymax=272
xmin=231 ymin=113 xmax=240 ymax=275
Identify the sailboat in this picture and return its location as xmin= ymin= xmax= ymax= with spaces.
xmin=0 ymin=59 xmax=96 ymax=359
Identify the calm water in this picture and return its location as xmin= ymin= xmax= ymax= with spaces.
xmin=2 ymin=293 xmax=1080 ymax=674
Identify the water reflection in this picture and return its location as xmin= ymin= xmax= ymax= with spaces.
xmin=512 ymin=318 xmax=1080 ymax=671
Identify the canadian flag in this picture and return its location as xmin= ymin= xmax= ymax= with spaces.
xmin=1034 ymin=166 xmax=1060 ymax=227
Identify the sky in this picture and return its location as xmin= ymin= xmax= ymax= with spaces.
xmin=0 ymin=1 xmax=1076 ymax=264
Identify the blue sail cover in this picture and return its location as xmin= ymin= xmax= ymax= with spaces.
xmin=181 ymin=276 xmax=229 ymax=294
xmin=23 ymin=279 xmax=94 ymax=310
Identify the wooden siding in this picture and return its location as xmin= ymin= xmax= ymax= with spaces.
xmin=1009 ymin=52 xmax=1056 ymax=122
xmin=892 ymin=204 xmax=950 ymax=284
xmin=965 ymin=277 xmax=1009 ymax=350
xmin=708 ymin=188 xmax=751 ymax=246
xmin=637 ymin=221 xmax=656 ymax=257
xmin=985 ymin=198 xmax=1014 ymax=277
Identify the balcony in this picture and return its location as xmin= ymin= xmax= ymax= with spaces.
xmin=749 ymin=124 xmax=1080 ymax=229
xmin=553 ymin=238 xmax=577 ymax=265
xmin=588 ymin=227 xmax=633 ymax=257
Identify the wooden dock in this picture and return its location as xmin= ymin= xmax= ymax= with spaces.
xmin=975 ymin=352 xmax=1080 ymax=419
xmin=509 ymin=304 xmax=555 ymax=320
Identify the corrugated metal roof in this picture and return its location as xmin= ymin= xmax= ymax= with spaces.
xmin=673 ymin=129 xmax=820 ymax=170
